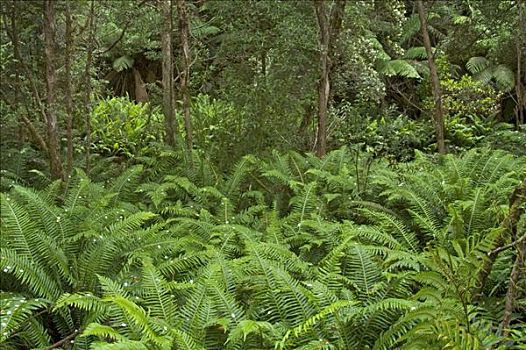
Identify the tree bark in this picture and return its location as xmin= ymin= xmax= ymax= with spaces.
xmin=177 ymin=0 xmax=193 ymax=151
xmin=327 ymin=0 xmax=345 ymax=105
xmin=9 ymin=1 xmax=24 ymax=143
xmin=501 ymin=239 xmax=526 ymax=336
xmin=314 ymin=0 xmax=330 ymax=157
xmin=5 ymin=1 xmax=47 ymax=126
xmin=65 ymin=1 xmax=74 ymax=176
xmin=161 ymin=0 xmax=177 ymax=147
xmin=516 ymin=0 xmax=524 ymax=126
xmin=133 ymin=68 xmax=149 ymax=103
xmin=7 ymin=1 xmax=49 ymax=152
xmin=84 ymin=0 xmax=96 ymax=174
xmin=43 ymin=0 xmax=64 ymax=180
xmin=314 ymin=0 xmax=346 ymax=158
xmin=417 ymin=0 xmax=447 ymax=155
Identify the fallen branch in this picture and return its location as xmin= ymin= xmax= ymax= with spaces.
xmin=490 ymin=232 xmax=526 ymax=256
xmin=45 ymin=329 xmax=80 ymax=350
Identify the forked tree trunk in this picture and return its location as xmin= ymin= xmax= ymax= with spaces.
xmin=161 ymin=0 xmax=177 ymax=147
xmin=65 ymin=1 xmax=74 ymax=176
xmin=177 ymin=0 xmax=193 ymax=151
xmin=417 ymin=0 xmax=447 ymax=155
xmin=43 ymin=0 xmax=64 ymax=180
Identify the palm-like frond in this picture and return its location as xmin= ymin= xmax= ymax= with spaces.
xmin=377 ymin=59 xmax=421 ymax=79
xmin=467 ymin=57 xmax=516 ymax=92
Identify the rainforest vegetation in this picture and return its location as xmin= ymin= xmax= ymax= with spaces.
xmin=0 ymin=0 xmax=525 ymax=349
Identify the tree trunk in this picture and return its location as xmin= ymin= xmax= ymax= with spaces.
xmin=65 ymin=1 xmax=74 ymax=176
xmin=9 ymin=1 xmax=24 ymax=143
xmin=516 ymin=0 xmax=524 ymax=126
xmin=417 ymin=0 xmax=446 ymax=155
xmin=161 ymin=0 xmax=177 ymax=147
xmin=299 ymin=104 xmax=315 ymax=151
xmin=84 ymin=0 xmax=96 ymax=174
xmin=43 ymin=0 xmax=64 ymax=180
xmin=7 ymin=1 xmax=50 ymax=153
xmin=327 ymin=0 xmax=346 ymax=104
xmin=177 ymin=0 xmax=193 ymax=151
xmin=314 ymin=0 xmax=346 ymax=158
xmin=314 ymin=0 xmax=330 ymax=157
xmin=133 ymin=68 xmax=149 ymax=103
xmin=501 ymin=239 xmax=526 ymax=336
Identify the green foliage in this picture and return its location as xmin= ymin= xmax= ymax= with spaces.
xmin=377 ymin=59 xmax=421 ymax=79
xmin=466 ymin=57 xmax=515 ymax=92
xmin=112 ymin=55 xmax=135 ymax=72
xmin=192 ymin=94 xmax=245 ymax=167
xmin=422 ymin=74 xmax=512 ymax=152
xmin=1 ymin=147 xmax=525 ymax=349
xmin=332 ymin=104 xmax=434 ymax=161
xmin=482 ymin=124 xmax=526 ymax=156
xmin=1 ymin=0 xmax=526 ymax=349
xmin=441 ymin=75 xmax=502 ymax=120
xmin=91 ymin=97 xmax=163 ymax=158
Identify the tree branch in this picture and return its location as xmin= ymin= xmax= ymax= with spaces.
xmin=99 ymin=21 xmax=130 ymax=54
xmin=475 ymin=179 xmax=526 ymax=297
xmin=98 ymin=0 xmax=150 ymax=54
xmin=45 ymin=329 xmax=80 ymax=350
xmin=489 ymin=232 xmax=526 ymax=257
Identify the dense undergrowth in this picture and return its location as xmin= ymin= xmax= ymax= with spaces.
xmin=1 ymin=146 xmax=525 ymax=349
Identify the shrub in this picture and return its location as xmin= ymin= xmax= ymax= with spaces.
xmin=332 ymin=103 xmax=434 ymax=161
xmin=192 ymin=94 xmax=245 ymax=167
xmin=91 ymin=97 xmax=163 ymax=158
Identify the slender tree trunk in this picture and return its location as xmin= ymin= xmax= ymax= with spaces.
xmin=84 ymin=0 xmax=96 ymax=174
xmin=501 ymin=240 xmax=526 ymax=336
xmin=299 ymin=104 xmax=315 ymax=151
xmin=43 ymin=0 xmax=64 ymax=180
xmin=314 ymin=0 xmax=330 ymax=157
xmin=161 ymin=0 xmax=177 ymax=147
xmin=9 ymin=1 xmax=23 ymax=143
xmin=21 ymin=115 xmax=48 ymax=153
xmin=327 ymin=0 xmax=345 ymax=103
xmin=177 ymin=0 xmax=193 ymax=151
xmin=5 ymin=4 xmax=47 ymax=126
xmin=261 ymin=50 xmax=267 ymax=77
xmin=516 ymin=0 xmax=524 ymax=126
xmin=417 ymin=0 xmax=446 ymax=155
xmin=314 ymin=0 xmax=346 ymax=158
xmin=65 ymin=1 xmax=74 ymax=176
xmin=6 ymin=2 xmax=47 ymax=152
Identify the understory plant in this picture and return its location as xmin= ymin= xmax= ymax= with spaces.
xmin=1 ymin=147 xmax=525 ymax=350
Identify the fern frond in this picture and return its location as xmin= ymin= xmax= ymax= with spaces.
xmin=0 ymin=293 xmax=50 ymax=343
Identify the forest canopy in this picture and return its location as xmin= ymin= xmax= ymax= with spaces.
xmin=0 ymin=0 xmax=525 ymax=349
